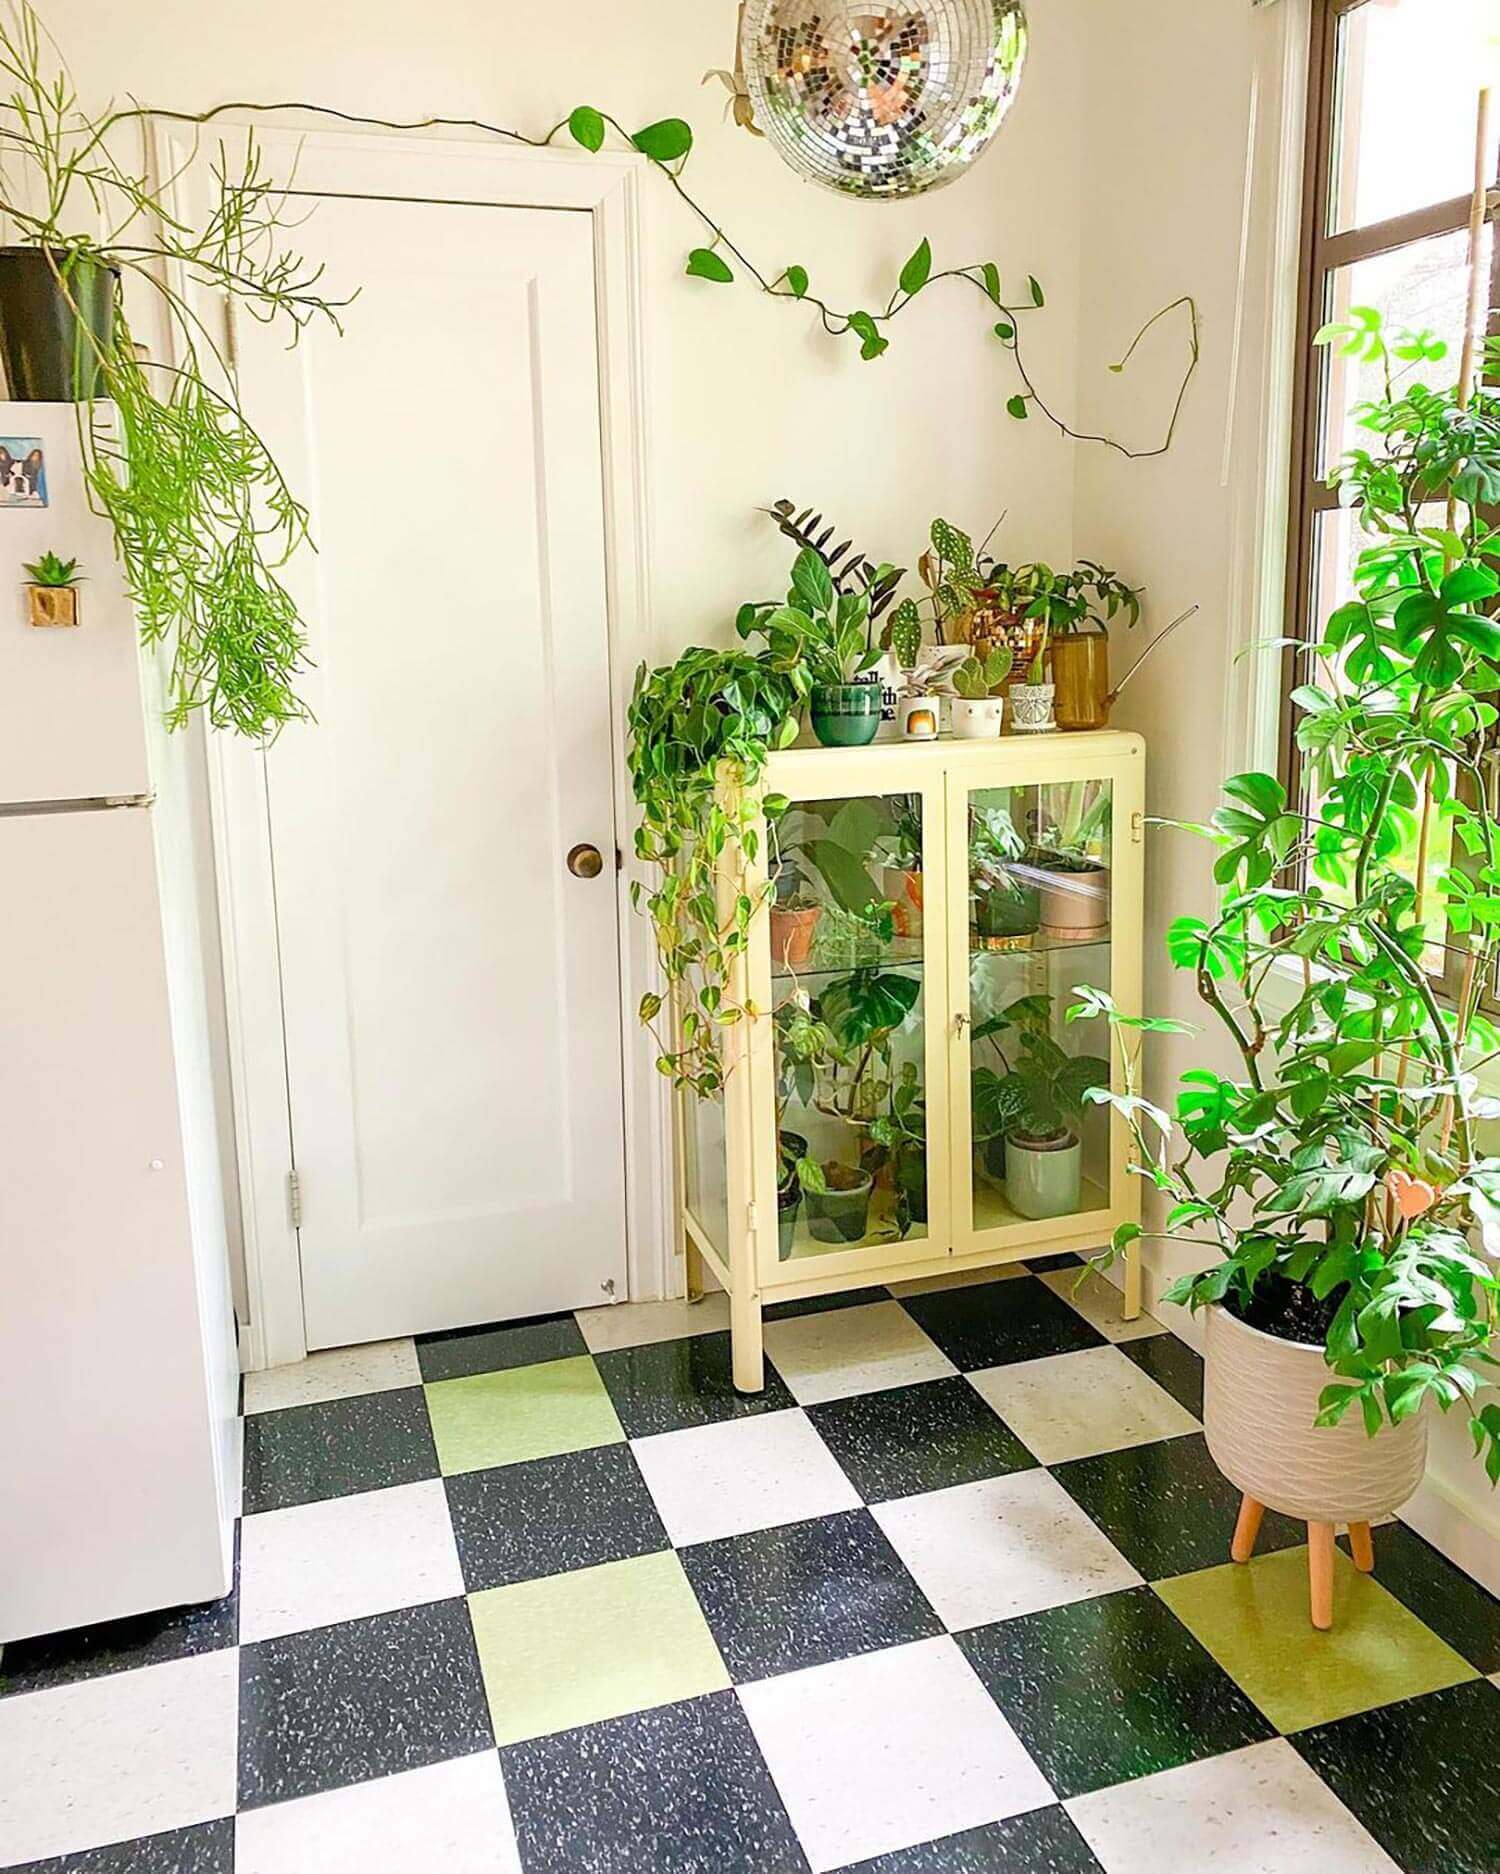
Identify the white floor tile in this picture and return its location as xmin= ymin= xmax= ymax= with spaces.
xmin=1066 ymin=1739 xmax=1402 ymax=1874
xmin=238 ymin=1479 xmax=464 ymax=1643
xmin=237 ymin=1750 xmax=520 ymax=1874
xmin=740 ymin=1636 xmax=1053 ymax=1871
xmin=871 ymin=1470 xmax=1142 ymax=1631
xmin=888 ymin=1264 xmax=1030 ymax=1298
xmin=631 ymin=1411 xmax=860 ymax=1547
xmin=763 ymin=1301 xmax=956 ymax=1406
xmin=575 ymin=1293 xmax=731 ymax=1353
xmin=968 ymin=1345 xmax=1199 ymax=1465
xmin=1038 ymin=1268 xmax=1165 ymax=1343
xmin=0 ymin=1649 xmax=238 ymax=1865
xmin=244 ymin=1340 xmax=421 ymax=1413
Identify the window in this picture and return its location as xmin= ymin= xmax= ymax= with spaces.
xmin=1282 ymin=0 xmax=1500 ymax=997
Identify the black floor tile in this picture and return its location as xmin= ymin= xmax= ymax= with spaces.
xmin=241 ymin=1385 xmax=439 ymax=1514
xmin=1051 ymin=1434 xmax=1303 ymax=1581
xmin=593 ymin=1331 xmax=795 ymax=1437
xmin=237 ymin=1597 xmax=492 ymax=1808
xmin=899 ymin=1276 xmax=1106 ymax=1371
xmin=416 ymin=1311 xmax=588 ymax=1382
xmin=764 ymin=1288 xmax=894 ymax=1322
xmin=501 ymin=1689 xmax=809 ymax=1874
xmin=832 ymin=1806 xmax=1103 ymax=1872
xmin=1335 ymin=1522 xmax=1500 ymax=1673
xmin=677 ymin=1508 xmax=942 ymax=1682
xmin=807 ymin=1376 xmax=1037 ymax=1503
xmin=8 ymin=1820 xmax=234 ymax=1874
xmin=1118 ymin=1333 xmax=1205 ymax=1418
xmin=1292 ymin=1679 xmax=1500 ymax=1874
xmin=0 ymin=1572 xmax=237 ymax=1698
xmin=958 ymin=1586 xmax=1272 ymax=1798
xmin=446 ymin=1443 xmax=669 ymax=1591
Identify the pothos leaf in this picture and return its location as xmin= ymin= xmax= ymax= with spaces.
xmin=785 ymin=264 xmax=809 ymax=298
xmin=568 ymin=106 xmax=606 ymax=152
xmin=632 ymin=117 xmax=694 ymax=163
xmin=686 ymin=247 xmax=734 ymax=284
xmin=899 ymin=237 xmax=932 ymax=295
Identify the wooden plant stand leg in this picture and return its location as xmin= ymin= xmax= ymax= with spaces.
xmin=1231 ymin=1494 xmax=1265 ymax=1564
xmin=730 ymin=1287 xmax=765 ymax=1395
xmin=1308 ymin=1521 xmax=1336 ymax=1630
xmin=1348 ymin=1521 xmax=1375 ymax=1573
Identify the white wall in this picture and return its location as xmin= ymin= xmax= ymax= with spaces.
xmin=38 ymin=0 xmax=1088 ymax=646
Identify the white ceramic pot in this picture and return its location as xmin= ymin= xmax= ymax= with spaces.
xmin=900 ymin=694 xmax=941 ymax=740
xmin=1204 ymin=1303 xmax=1428 ymax=1523
xmin=950 ymin=696 xmax=1004 ymax=739
xmin=1006 ymin=1134 xmax=1081 ymax=1219
xmin=1010 ymin=681 xmax=1057 ymax=733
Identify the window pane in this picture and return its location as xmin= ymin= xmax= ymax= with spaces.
xmin=1332 ymin=0 xmax=1499 ymax=233
xmin=1318 ymin=223 xmax=1493 ymax=476
xmin=1301 ymin=508 xmax=1455 ymax=974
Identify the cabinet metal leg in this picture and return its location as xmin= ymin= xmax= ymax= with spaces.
xmin=731 ymin=1289 xmax=765 ymax=1394
xmin=1122 ymin=1239 xmax=1143 ymax=1320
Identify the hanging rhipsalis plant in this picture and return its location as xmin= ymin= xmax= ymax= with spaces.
xmin=1083 ymin=307 xmax=1500 ymax=1478
xmin=0 ymin=2 xmax=348 ymax=736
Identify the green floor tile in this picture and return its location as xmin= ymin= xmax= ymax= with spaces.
xmin=425 ymin=1355 xmax=624 ymax=1474
xmin=1155 ymin=1545 xmax=1477 ymax=1734
xmin=468 ymin=1550 xmax=730 ymax=1744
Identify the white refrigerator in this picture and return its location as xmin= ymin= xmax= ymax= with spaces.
xmin=0 ymin=404 xmax=239 ymax=1644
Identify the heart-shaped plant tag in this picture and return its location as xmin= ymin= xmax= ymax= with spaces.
xmin=1387 ymin=1168 xmax=1438 ymax=1222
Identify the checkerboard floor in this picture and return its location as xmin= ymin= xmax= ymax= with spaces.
xmin=3 ymin=1259 xmax=1497 ymax=1873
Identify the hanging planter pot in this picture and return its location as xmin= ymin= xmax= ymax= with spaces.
xmin=1051 ymin=635 xmax=1111 ymax=731
xmin=0 ymin=247 xmax=117 ymax=401
xmin=810 ymin=682 xmax=881 ymax=748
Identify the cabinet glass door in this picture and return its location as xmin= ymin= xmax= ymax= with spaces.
xmin=767 ymin=786 xmax=945 ymax=1270
xmin=955 ymin=772 xmax=1117 ymax=1241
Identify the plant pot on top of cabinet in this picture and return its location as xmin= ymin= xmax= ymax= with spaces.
xmin=810 ymin=682 xmax=881 ymax=748
xmin=1051 ymin=634 xmax=1112 ymax=731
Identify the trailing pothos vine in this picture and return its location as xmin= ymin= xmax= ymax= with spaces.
xmin=154 ymin=100 xmax=1200 ymax=461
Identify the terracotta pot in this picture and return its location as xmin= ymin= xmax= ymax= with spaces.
xmin=1038 ymin=863 xmax=1110 ymax=939
xmin=1204 ymin=1303 xmax=1428 ymax=1523
xmin=1051 ymin=635 xmax=1111 ymax=731
xmin=769 ymin=903 xmax=822 ymax=969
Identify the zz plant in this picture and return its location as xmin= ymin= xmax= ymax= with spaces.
xmin=1086 ymin=308 xmax=1500 ymax=1478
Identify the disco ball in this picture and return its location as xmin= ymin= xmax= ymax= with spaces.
xmin=741 ymin=0 xmax=1028 ymax=200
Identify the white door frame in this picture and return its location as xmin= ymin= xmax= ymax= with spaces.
xmin=151 ymin=120 xmax=668 ymax=1370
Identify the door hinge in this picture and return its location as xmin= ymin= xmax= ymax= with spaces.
xmin=288 ymin=1168 xmax=303 ymax=1230
xmin=746 ymin=1200 xmax=759 ymax=1237
xmin=1130 ymin=810 xmax=1145 ymax=844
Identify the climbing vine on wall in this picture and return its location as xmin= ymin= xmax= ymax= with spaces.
xmin=156 ymin=98 xmax=1200 ymax=461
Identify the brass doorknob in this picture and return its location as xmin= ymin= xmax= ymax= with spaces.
xmin=567 ymin=843 xmax=604 ymax=879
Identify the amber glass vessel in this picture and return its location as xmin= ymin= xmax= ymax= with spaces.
xmin=1051 ymin=634 xmax=1111 ymax=731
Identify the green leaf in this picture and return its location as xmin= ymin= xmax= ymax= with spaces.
xmin=993 ymin=320 xmax=1015 ymax=342
xmin=568 ymin=106 xmax=606 ymax=152
xmin=686 ymin=247 xmax=733 ymax=284
xmin=899 ymin=237 xmax=932 ymax=295
xmin=791 ymin=548 xmax=835 ymax=616
xmin=1028 ymin=275 xmax=1045 ymax=307
xmin=632 ymin=118 xmax=694 ymax=163
xmin=786 ymin=264 xmax=809 ymax=298
xmin=980 ymin=262 xmax=1002 ymax=305
xmin=1006 ymin=395 xmax=1029 ymax=420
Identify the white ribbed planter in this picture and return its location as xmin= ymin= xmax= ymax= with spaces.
xmin=1203 ymin=1304 xmax=1428 ymax=1524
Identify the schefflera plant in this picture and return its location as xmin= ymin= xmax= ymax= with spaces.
xmin=1082 ymin=308 xmax=1500 ymax=1479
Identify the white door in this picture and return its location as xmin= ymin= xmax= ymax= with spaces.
xmin=237 ymin=194 xmax=627 ymax=1348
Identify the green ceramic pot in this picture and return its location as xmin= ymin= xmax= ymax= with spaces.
xmin=804 ymin=1168 xmax=875 ymax=1244
xmin=810 ymin=683 xmax=881 ymax=748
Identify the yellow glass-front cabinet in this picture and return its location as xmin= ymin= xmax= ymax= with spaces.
xmin=675 ymin=732 xmax=1144 ymax=1391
